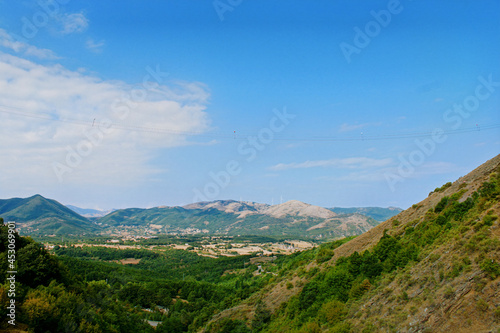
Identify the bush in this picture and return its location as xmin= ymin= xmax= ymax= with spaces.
xmin=318 ymin=299 xmax=347 ymax=325
xmin=483 ymin=215 xmax=498 ymax=226
xmin=480 ymin=259 xmax=500 ymax=279
xmin=349 ymin=279 xmax=371 ymax=300
xmin=252 ymin=300 xmax=271 ymax=331
xmin=297 ymin=322 xmax=321 ymax=333
xmin=207 ymin=318 xmax=251 ymax=333
xmin=434 ymin=182 xmax=452 ymax=193
xmin=434 ymin=196 xmax=449 ymax=213
xmin=476 ymin=298 xmax=489 ymax=312
xmin=316 ymin=248 xmax=334 ymax=264
xmin=330 ymin=322 xmax=352 ymax=333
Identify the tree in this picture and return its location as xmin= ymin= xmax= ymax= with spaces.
xmin=318 ymin=299 xmax=347 ymax=326
xmin=17 ymin=242 xmax=63 ymax=288
xmin=252 ymin=300 xmax=271 ymax=331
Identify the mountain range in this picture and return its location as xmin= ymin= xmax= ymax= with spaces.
xmin=0 ymin=195 xmax=401 ymax=239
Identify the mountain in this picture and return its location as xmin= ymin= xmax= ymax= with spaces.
xmin=98 ymin=200 xmax=380 ymax=239
xmin=329 ymin=206 xmax=403 ymax=221
xmin=0 ymin=196 xmax=386 ymax=239
xmin=183 ymin=199 xmax=269 ymax=218
xmin=263 ymin=200 xmax=336 ymax=219
xmin=66 ymin=205 xmax=114 ymax=218
xmin=0 ymin=194 xmax=96 ymax=235
xmin=204 ymin=154 xmax=500 ymax=332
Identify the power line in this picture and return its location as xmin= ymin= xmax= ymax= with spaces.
xmin=0 ymin=104 xmax=498 ymax=142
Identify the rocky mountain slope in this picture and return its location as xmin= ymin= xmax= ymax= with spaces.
xmin=264 ymin=200 xmax=337 ymax=219
xmin=203 ymin=154 xmax=500 ymax=333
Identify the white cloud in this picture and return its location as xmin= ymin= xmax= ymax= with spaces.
xmin=60 ymin=13 xmax=89 ymax=34
xmin=0 ymin=29 xmax=59 ymax=59
xmin=0 ymin=51 xmax=211 ymax=191
xmin=86 ymin=38 xmax=105 ymax=53
xmin=269 ymin=157 xmax=393 ymax=171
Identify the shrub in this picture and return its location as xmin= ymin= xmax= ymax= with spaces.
xmin=316 ymin=248 xmax=334 ymax=264
xmin=330 ymin=322 xmax=351 ymax=333
xmin=349 ymin=279 xmax=371 ymax=300
xmin=494 ymin=307 xmax=500 ymax=321
xmin=480 ymin=259 xmax=500 ymax=279
xmin=297 ymin=322 xmax=321 ymax=333
xmin=476 ymin=298 xmax=489 ymax=312
xmin=434 ymin=196 xmax=449 ymax=213
xmin=434 ymin=182 xmax=452 ymax=193
xmin=252 ymin=300 xmax=271 ymax=331
xmin=444 ymin=286 xmax=454 ymax=299
xmin=318 ymin=299 xmax=347 ymax=325
xmin=483 ymin=214 xmax=498 ymax=226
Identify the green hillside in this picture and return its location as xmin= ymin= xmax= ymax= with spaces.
xmin=329 ymin=207 xmax=403 ymax=221
xmin=203 ymin=154 xmax=500 ymax=333
xmin=0 ymin=194 xmax=96 ymax=235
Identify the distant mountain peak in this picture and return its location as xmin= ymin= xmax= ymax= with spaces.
xmin=0 ymin=194 xmax=96 ymax=235
xmin=263 ymin=200 xmax=337 ymax=219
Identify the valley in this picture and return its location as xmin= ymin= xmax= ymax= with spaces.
xmin=1 ymin=154 xmax=499 ymax=333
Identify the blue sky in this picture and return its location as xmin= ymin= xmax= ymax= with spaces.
xmin=0 ymin=0 xmax=499 ymax=210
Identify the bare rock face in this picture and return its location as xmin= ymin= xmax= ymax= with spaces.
xmin=262 ymin=200 xmax=337 ymax=219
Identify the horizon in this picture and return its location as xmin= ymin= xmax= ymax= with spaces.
xmin=1 ymin=1 xmax=499 ymax=210
xmin=3 ymin=193 xmax=404 ymax=211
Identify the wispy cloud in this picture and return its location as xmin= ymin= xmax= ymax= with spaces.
xmin=316 ymin=161 xmax=458 ymax=183
xmin=269 ymin=157 xmax=393 ymax=171
xmin=86 ymin=38 xmax=105 ymax=53
xmin=0 ymin=29 xmax=59 ymax=59
xmin=60 ymin=12 xmax=89 ymax=35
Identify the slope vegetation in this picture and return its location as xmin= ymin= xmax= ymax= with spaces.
xmin=203 ymin=154 xmax=500 ymax=333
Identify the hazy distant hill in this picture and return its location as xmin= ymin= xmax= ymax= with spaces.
xmin=329 ymin=206 xmax=402 ymax=221
xmin=0 ymin=194 xmax=96 ymax=235
xmin=66 ymin=205 xmax=114 ymax=218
